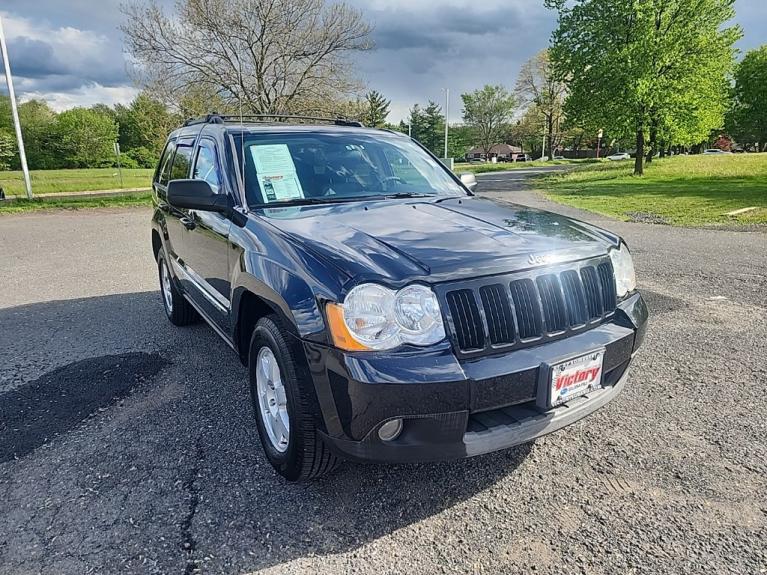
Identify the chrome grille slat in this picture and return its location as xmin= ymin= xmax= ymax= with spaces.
xmin=580 ymin=266 xmax=603 ymax=319
xmin=561 ymin=269 xmax=588 ymax=326
xmin=446 ymin=289 xmax=484 ymax=351
xmin=479 ymin=284 xmax=515 ymax=345
xmin=443 ymin=257 xmax=617 ymax=356
xmin=597 ymin=261 xmax=617 ymax=312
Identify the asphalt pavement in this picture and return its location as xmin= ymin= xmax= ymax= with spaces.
xmin=1 ymin=173 xmax=765 ymax=574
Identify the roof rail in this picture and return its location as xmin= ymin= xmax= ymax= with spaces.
xmin=182 ymin=113 xmax=364 ymax=128
xmin=182 ymin=114 xmax=226 ymax=127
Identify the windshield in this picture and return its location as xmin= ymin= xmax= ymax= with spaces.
xmin=234 ymin=131 xmax=466 ymax=206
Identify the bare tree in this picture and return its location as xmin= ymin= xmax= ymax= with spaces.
xmin=121 ymin=0 xmax=372 ymax=115
xmin=515 ymin=50 xmax=568 ymax=160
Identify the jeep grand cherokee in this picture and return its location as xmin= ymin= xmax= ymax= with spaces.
xmin=150 ymin=114 xmax=648 ymax=481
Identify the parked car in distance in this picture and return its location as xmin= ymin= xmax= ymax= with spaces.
xmin=703 ymin=149 xmax=732 ymax=155
xmin=151 ymin=114 xmax=648 ymax=481
xmin=553 ymin=155 xmax=566 ymax=160
xmin=607 ymin=152 xmax=631 ymax=161
xmin=511 ymin=153 xmax=532 ymax=162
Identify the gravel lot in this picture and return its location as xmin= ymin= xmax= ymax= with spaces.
xmin=1 ymin=178 xmax=765 ymax=574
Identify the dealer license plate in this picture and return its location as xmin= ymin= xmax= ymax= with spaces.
xmin=549 ymin=350 xmax=605 ymax=407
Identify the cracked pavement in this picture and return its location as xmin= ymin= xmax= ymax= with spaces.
xmin=0 ymin=176 xmax=766 ymax=573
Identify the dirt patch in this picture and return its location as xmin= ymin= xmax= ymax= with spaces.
xmin=625 ymin=211 xmax=671 ymax=225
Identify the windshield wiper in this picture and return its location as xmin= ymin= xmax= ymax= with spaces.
xmin=380 ymin=192 xmax=436 ymax=199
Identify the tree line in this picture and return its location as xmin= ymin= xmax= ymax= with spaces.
xmin=0 ymin=93 xmax=180 ymax=171
xmin=1 ymin=0 xmax=765 ymax=175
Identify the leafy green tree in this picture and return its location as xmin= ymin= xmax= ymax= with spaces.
xmin=18 ymin=100 xmax=57 ymax=169
xmin=364 ymin=90 xmax=391 ymax=128
xmin=447 ymin=124 xmax=473 ymax=159
xmin=726 ymin=45 xmax=767 ymax=151
xmin=0 ymin=97 xmax=58 ymax=169
xmin=461 ymin=85 xmax=516 ymax=156
xmin=546 ymin=0 xmax=740 ymax=175
xmin=115 ymin=92 xmax=180 ymax=157
xmin=0 ymin=128 xmax=14 ymax=170
xmin=53 ymin=108 xmax=119 ymax=168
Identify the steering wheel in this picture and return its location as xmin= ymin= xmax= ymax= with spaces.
xmin=380 ymin=175 xmax=405 ymax=189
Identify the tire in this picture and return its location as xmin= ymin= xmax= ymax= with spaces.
xmin=157 ymin=251 xmax=198 ymax=326
xmin=248 ymin=315 xmax=339 ymax=481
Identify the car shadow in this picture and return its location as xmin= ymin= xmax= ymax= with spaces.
xmin=0 ymin=292 xmax=531 ymax=573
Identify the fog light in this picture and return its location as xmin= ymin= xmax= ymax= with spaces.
xmin=377 ymin=418 xmax=403 ymax=442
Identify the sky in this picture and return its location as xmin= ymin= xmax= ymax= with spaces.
xmin=0 ymin=0 xmax=765 ymax=123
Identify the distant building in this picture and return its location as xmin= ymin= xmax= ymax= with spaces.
xmin=466 ymin=143 xmax=523 ymax=161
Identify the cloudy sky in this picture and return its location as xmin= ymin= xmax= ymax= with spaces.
xmin=1 ymin=0 xmax=765 ymax=122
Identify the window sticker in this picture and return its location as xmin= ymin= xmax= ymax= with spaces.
xmin=249 ymin=144 xmax=305 ymax=203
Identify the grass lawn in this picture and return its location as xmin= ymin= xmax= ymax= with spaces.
xmin=0 ymin=192 xmax=152 ymax=214
xmin=0 ymin=168 xmax=154 ymax=196
xmin=455 ymin=159 xmax=599 ymax=174
xmin=539 ymin=154 xmax=767 ymax=226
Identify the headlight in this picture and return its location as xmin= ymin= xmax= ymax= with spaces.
xmin=609 ymin=243 xmax=636 ymax=298
xmin=326 ymin=283 xmax=445 ymax=351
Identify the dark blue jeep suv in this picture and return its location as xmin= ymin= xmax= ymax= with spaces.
xmin=150 ymin=115 xmax=648 ymax=481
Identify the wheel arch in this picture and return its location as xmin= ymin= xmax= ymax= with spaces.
xmin=151 ymin=228 xmax=163 ymax=261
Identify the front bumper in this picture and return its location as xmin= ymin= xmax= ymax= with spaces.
xmin=307 ymin=293 xmax=647 ymax=464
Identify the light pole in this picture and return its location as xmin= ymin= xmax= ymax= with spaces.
xmin=0 ymin=16 xmax=32 ymax=199
xmin=442 ymin=88 xmax=449 ymax=159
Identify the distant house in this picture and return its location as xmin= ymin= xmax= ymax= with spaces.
xmin=466 ymin=143 xmax=523 ymax=161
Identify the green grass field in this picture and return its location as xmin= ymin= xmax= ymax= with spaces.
xmin=539 ymin=154 xmax=767 ymax=226
xmin=0 ymin=168 xmax=154 ymax=196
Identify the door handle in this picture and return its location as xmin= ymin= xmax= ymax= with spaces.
xmin=180 ymin=216 xmax=196 ymax=230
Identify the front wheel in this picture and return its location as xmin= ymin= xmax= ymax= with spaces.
xmin=157 ymin=251 xmax=198 ymax=326
xmin=248 ymin=315 xmax=339 ymax=481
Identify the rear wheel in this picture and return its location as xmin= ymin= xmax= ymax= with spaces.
xmin=248 ymin=315 xmax=339 ymax=481
xmin=157 ymin=251 xmax=198 ymax=326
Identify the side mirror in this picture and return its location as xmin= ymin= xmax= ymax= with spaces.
xmin=459 ymin=172 xmax=478 ymax=192
xmin=167 ymin=179 xmax=231 ymax=214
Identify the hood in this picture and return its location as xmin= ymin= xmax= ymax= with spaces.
xmin=258 ymin=196 xmax=617 ymax=285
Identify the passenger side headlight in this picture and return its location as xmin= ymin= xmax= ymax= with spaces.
xmin=609 ymin=243 xmax=637 ymax=298
xmin=326 ymin=283 xmax=445 ymax=351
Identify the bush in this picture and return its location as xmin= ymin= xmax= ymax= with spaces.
xmin=115 ymin=154 xmax=140 ymax=169
xmin=125 ymin=146 xmax=158 ymax=168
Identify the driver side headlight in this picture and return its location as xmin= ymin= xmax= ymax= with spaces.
xmin=609 ymin=243 xmax=637 ymax=299
xmin=326 ymin=283 xmax=446 ymax=351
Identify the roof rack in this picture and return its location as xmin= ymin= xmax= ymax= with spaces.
xmin=182 ymin=113 xmax=364 ymax=128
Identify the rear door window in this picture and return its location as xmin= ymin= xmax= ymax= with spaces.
xmin=170 ymin=140 xmax=195 ymax=181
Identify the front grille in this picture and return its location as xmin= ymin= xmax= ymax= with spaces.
xmin=443 ymin=257 xmax=617 ymax=356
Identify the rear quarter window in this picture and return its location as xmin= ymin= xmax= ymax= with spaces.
xmin=156 ymin=141 xmax=176 ymax=186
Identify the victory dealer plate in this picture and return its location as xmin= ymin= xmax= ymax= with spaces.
xmin=548 ymin=350 xmax=605 ymax=407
